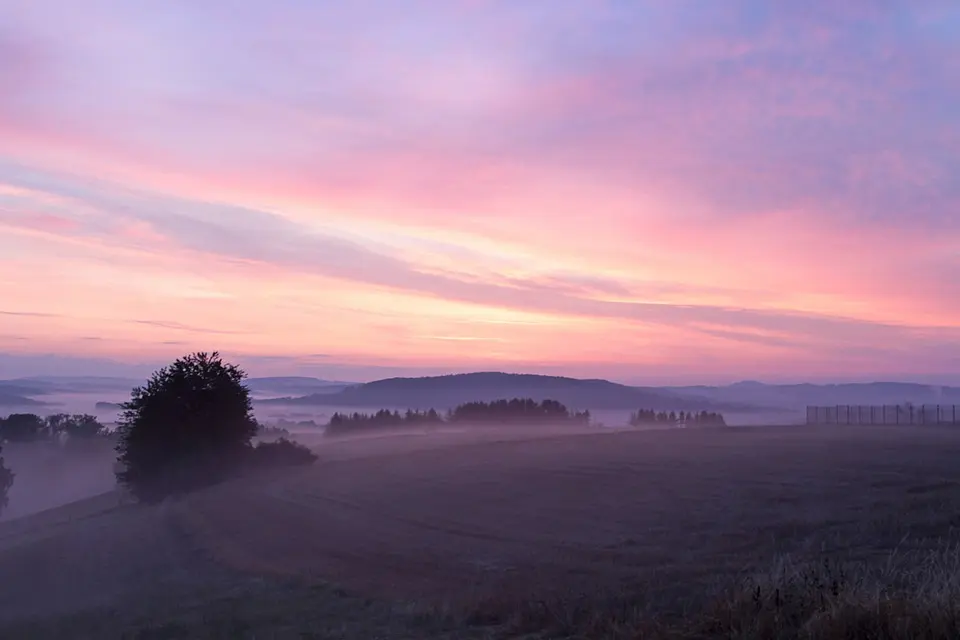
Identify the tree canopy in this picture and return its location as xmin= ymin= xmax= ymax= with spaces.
xmin=629 ymin=409 xmax=726 ymax=427
xmin=0 ymin=413 xmax=45 ymax=443
xmin=115 ymin=351 xmax=259 ymax=502
xmin=46 ymin=414 xmax=109 ymax=439
xmin=324 ymin=398 xmax=590 ymax=436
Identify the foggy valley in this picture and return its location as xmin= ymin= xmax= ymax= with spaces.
xmin=3 ymin=0 xmax=960 ymax=637
xmin=3 ymin=367 xmax=960 ymax=638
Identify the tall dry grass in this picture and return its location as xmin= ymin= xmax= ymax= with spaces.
xmin=695 ymin=545 xmax=960 ymax=640
xmin=429 ymin=545 xmax=960 ymax=639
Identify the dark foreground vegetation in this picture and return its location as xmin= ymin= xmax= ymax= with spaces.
xmin=4 ymin=546 xmax=958 ymax=639
xmin=116 ymin=352 xmax=316 ymax=503
xmin=419 ymin=546 xmax=960 ymax=639
xmin=325 ymin=398 xmax=591 ymax=436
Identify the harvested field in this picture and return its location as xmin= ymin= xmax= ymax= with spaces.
xmin=3 ymin=423 xmax=960 ymax=638
xmin=180 ymin=424 xmax=960 ymax=604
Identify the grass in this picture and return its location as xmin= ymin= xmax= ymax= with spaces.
xmin=6 ymin=424 xmax=960 ymax=638
xmin=696 ymin=547 xmax=960 ymax=640
xmin=426 ymin=545 xmax=960 ymax=639
xmin=11 ymin=549 xmax=960 ymax=639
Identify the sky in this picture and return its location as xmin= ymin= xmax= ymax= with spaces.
xmin=1 ymin=0 xmax=959 ymax=384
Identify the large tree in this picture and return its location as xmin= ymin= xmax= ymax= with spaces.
xmin=115 ymin=352 xmax=258 ymax=502
xmin=0 ymin=444 xmax=12 ymax=516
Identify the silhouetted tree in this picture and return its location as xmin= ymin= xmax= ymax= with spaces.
xmin=326 ymin=398 xmax=589 ymax=435
xmin=46 ymin=413 xmax=108 ymax=439
xmin=446 ymin=398 xmax=586 ymax=425
xmin=326 ymin=407 xmax=445 ymax=435
xmin=0 ymin=444 xmax=12 ymax=516
xmin=115 ymin=352 xmax=258 ymax=503
xmin=0 ymin=414 xmax=44 ymax=442
xmin=630 ymin=408 xmax=727 ymax=428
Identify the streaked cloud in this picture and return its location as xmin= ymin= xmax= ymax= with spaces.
xmin=0 ymin=0 xmax=958 ymax=382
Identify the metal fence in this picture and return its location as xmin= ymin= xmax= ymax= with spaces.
xmin=806 ymin=405 xmax=960 ymax=425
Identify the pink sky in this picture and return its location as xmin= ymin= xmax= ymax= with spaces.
xmin=1 ymin=1 xmax=958 ymax=383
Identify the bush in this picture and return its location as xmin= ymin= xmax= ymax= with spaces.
xmin=115 ymin=352 xmax=259 ymax=503
xmin=0 ymin=444 xmax=12 ymax=516
xmin=250 ymin=438 xmax=318 ymax=469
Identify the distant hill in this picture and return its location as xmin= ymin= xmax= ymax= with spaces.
xmin=666 ymin=381 xmax=960 ymax=409
xmin=0 ymin=381 xmax=47 ymax=408
xmin=7 ymin=372 xmax=957 ymax=414
xmin=0 ymin=375 xmax=349 ymax=407
xmin=245 ymin=376 xmax=349 ymax=398
xmin=258 ymin=372 xmax=752 ymax=411
xmin=10 ymin=376 xmax=141 ymax=393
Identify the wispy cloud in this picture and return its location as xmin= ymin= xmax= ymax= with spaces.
xmin=0 ymin=310 xmax=60 ymax=318
xmin=131 ymin=320 xmax=245 ymax=335
xmin=0 ymin=0 xmax=958 ymax=380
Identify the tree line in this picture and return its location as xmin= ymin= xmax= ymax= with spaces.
xmin=327 ymin=408 xmax=444 ymax=434
xmin=326 ymin=398 xmax=590 ymax=435
xmin=0 ymin=413 xmax=110 ymax=443
xmin=629 ymin=409 xmax=726 ymax=427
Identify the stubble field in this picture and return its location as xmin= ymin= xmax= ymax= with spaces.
xmin=3 ymin=423 xmax=960 ymax=638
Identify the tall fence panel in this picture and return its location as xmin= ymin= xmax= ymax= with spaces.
xmin=806 ymin=405 xmax=960 ymax=425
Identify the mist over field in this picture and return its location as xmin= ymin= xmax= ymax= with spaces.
xmin=3 ymin=0 xmax=960 ymax=636
xmin=2 ymin=373 xmax=955 ymax=527
xmin=0 ymin=442 xmax=117 ymax=521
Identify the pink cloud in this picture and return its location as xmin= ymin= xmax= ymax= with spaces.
xmin=0 ymin=0 xmax=958 ymax=380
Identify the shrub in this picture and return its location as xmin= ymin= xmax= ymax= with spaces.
xmin=115 ymin=352 xmax=258 ymax=503
xmin=250 ymin=438 xmax=318 ymax=469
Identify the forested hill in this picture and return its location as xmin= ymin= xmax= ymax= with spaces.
xmin=258 ymin=372 xmax=752 ymax=411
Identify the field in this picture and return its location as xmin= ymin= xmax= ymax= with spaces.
xmin=2 ymin=423 xmax=960 ymax=638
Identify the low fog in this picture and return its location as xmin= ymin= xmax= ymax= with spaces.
xmin=0 ymin=441 xmax=118 ymax=520
xmin=0 ymin=418 xmax=619 ymax=522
